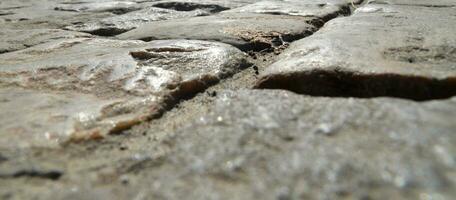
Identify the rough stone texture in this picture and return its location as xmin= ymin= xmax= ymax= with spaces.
xmin=150 ymin=0 xmax=262 ymax=9
xmin=0 ymin=0 xmax=116 ymax=29
xmin=222 ymin=0 xmax=360 ymax=17
xmin=65 ymin=7 xmax=211 ymax=36
xmin=116 ymin=0 xmax=362 ymax=52
xmin=9 ymin=89 xmax=453 ymax=200
xmin=138 ymin=89 xmax=456 ymax=200
xmin=0 ymin=38 xmax=248 ymax=147
xmin=54 ymin=1 xmax=142 ymax=14
xmin=256 ymin=3 xmax=456 ymax=100
xmin=1 ymin=0 xmax=456 ymax=199
xmin=117 ymin=12 xmax=321 ymax=51
xmin=0 ymin=29 xmax=91 ymax=53
xmin=370 ymin=0 xmax=456 ymax=7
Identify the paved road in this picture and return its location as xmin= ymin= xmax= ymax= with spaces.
xmin=0 ymin=0 xmax=455 ymax=199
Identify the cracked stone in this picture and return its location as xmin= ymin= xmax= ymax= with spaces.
xmin=0 ymin=38 xmax=248 ymax=148
xmin=139 ymin=89 xmax=456 ymax=199
xmin=256 ymin=3 xmax=456 ymax=100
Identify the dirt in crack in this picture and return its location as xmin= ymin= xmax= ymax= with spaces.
xmin=255 ymin=70 xmax=456 ymax=101
xmin=152 ymin=2 xmax=229 ymax=13
xmin=0 ymin=170 xmax=63 ymax=180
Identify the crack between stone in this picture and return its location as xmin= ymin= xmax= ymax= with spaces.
xmin=0 ymin=170 xmax=63 ymax=181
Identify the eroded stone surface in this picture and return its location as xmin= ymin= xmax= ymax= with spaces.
xmin=0 ymin=0 xmax=116 ymax=29
xmin=118 ymin=12 xmax=321 ymax=51
xmin=150 ymin=0 xmax=261 ymax=9
xmin=0 ymin=38 xmax=248 ymax=147
xmin=1 ymin=0 xmax=456 ymax=199
xmin=54 ymin=1 xmax=141 ymax=14
xmin=65 ymin=7 xmax=211 ymax=36
xmin=222 ymin=0 xmax=358 ymax=18
xmin=256 ymin=3 xmax=456 ymax=100
xmin=117 ymin=1 xmax=362 ymax=51
xmin=370 ymin=0 xmax=456 ymax=7
xmin=0 ymin=29 xmax=91 ymax=53
xmin=105 ymin=90 xmax=455 ymax=199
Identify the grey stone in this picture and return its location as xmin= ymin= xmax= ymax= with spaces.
xmin=0 ymin=38 xmax=248 ymax=148
xmin=150 ymin=0 xmax=261 ymax=9
xmin=121 ymin=89 xmax=456 ymax=199
xmin=222 ymin=0 xmax=360 ymax=18
xmin=0 ymin=29 xmax=91 ymax=54
xmin=256 ymin=3 xmax=456 ymax=100
xmin=369 ymin=0 xmax=456 ymax=7
xmin=0 ymin=0 xmax=117 ymax=29
xmin=65 ymin=7 xmax=211 ymax=36
xmin=54 ymin=1 xmax=141 ymax=14
xmin=117 ymin=12 xmax=321 ymax=51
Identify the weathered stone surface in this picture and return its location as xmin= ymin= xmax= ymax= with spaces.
xmin=54 ymin=1 xmax=141 ymax=14
xmin=0 ymin=38 xmax=248 ymax=147
xmin=256 ymin=3 xmax=456 ymax=100
xmin=0 ymin=29 xmax=91 ymax=53
xmin=0 ymin=0 xmax=116 ymax=29
xmin=0 ymin=88 xmax=120 ymax=148
xmin=118 ymin=12 xmax=321 ymax=51
xmin=117 ymin=1 xmax=363 ymax=51
xmin=65 ymin=7 xmax=211 ymax=36
xmin=150 ymin=0 xmax=261 ymax=9
xmin=222 ymin=0 xmax=359 ymax=18
xmin=103 ymin=89 xmax=455 ymax=200
xmin=2 ymin=0 xmax=456 ymax=199
xmin=370 ymin=0 xmax=456 ymax=7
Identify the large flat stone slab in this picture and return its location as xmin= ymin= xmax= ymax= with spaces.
xmin=54 ymin=1 xmax=141 ymax=14
xmin=222 ymin=0 xmax=361 ymax=18
xmin=370 ymin=0 xmax=456 ymax=7
xmin=123 ymin=89 xmax=456 ymax=199
xmin=117 ymin=1 xmax=363 ymax=51
xmin=0 ymin=28 xmax=91 ymax=53
xmin=0 ymin=0 xmax=155 ymax=30
xmin=118 ymin=12 xmax=324 ymax=51
xmin=65 ymin=7 xmax=211 ymax=36
xmin=256 ymin=3 xmax=456 ymax=100
xmin=118 ymin=1 xmax=360 ymax=50
xmin=0 ymin=0 xmax=117 ymax=29
xmin=0 ymin=38 xmax=248 ymax=148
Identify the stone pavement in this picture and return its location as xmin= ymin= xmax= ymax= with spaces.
xmin=0 ymin=0 xmax=455 ymax=199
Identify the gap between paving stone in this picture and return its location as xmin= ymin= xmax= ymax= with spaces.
xmin=151 ymin=1 xmax=229 ymax=12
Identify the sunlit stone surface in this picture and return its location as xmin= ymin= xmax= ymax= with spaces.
xmin=0 ymin=38 xmax=247 ymax=147
xmin=256 ymin=3 xmax=456 ymax=100
xmin=0 ymin=0 xmax=455 ymax=199
xmin=138 ymin=90 xmax=456 ymax=199
xmin=54 ymin=1 xmax=141 ymax=13
xmin=117 ymin=0 xmax=362 ymax=51
xmin=65 ymin=7 xmax=211 ymax=36
xmin=222 ymin=0 xmax=361 ymax=17
xmin=0 ymin=29 xmax=91 ymax=53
